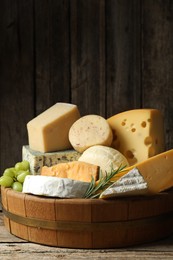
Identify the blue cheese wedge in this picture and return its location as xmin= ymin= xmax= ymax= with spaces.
xmin=23 ymin=175 xmax=89 ymax=198
xmin=100 ymin=168 xmax=148 ymax=199
xmin=22 ymin=145 xmax=81 ymax=174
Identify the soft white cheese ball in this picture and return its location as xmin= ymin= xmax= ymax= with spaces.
xmin=78 ymin=145 xmax=129 ymax=176
xmin=69 ymin=115 xmax=113 ymax=153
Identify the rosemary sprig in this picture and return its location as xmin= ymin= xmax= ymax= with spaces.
xmin=83 ymin=164 xmax=126 ymax=199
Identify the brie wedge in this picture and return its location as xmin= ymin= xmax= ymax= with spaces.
xmin=23 ymin=175 xmax=89 ymax=198
xmin=100 ymin=168 xmax=148 ymax=199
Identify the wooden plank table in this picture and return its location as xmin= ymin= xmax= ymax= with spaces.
xmin=1 ymin=211 xmax=173 ymax=259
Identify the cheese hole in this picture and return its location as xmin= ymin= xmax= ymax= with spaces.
xmin=148 ymin=146 xmax=156 ymax=157
xmin=147 ymin=118 xmax=151 ymax=122
xmin=144 ymin=136 xmax=152 ymax=146
xmin=125 ymin=150 xmax=134 ymax=159
xmin=121 ymin=121 xmax=126 ymax=126
xmin=141 ymin=121 xmax=147 ymax=128
xmin=131 ymin=128 xmax=136 ymax=132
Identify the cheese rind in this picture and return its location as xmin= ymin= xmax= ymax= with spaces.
xmin=100 ymin=168 xmax=148 ymax=198
xmin=22 ymin=145 xmax=81 ymax=174
xmin=23 ymin=175 xmax=89 ymax=198
xmin=27 ymin=103 xmax=80 ymax=153
xmin=78 ymin=145 xmax=129 ymax=176
xmin=69 ymin=115 xmax=113 ymax=153
xmin=107 ymin=109 xmax=165 ymax=165
xmin=41 ymin=161 xmax=99 ymax=182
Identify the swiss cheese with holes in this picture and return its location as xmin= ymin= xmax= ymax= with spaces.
xmin=107 ymin=109 xmax=165 ymax=166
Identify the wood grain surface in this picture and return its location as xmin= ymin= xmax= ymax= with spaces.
xmin=0 ymin=0 xmax=173 ymax=173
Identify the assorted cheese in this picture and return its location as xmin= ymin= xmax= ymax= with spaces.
xmin=27 ymin=103 xmax=80 ymax=153
xmin=22 ymin=145 xmax=81 ymax=174
xmin=15 ymin=103 xmax=173 ymax=199
xmin=41 ymin=161 xmax=99 ymax=182
xmin=69 ymin=115 xmax=113 ymax=153
xmin=78 ymin=145 xmax=129 ymax=176
xmin=23 ymin=175 xmax=89 ymax=198
xmin=107 ymin=109 xmax=165 ymax=166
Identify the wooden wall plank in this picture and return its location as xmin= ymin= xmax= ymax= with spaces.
xmin=106 ymin=0 xmax=142 ymax=118
xmin=70 ymin=0 xmax=106 ymax=116
xmin=142 ymin=0 xmax=173 ymax=149
xmin=0 ymin=0 xmax=34 ymax=173
xmin=34 ymin=0 xmax=70 ymax=116
xmin=0 ymin=0 xmax=173 ymax=174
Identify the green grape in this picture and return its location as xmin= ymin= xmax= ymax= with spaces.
xmin=14 ymin=170 xmax=24 ymax=178
xmin=21 ymin=160 xmax=30 ymax=170
xmin=12 ymin=181 xmax=23 ymax=192
xmin=0 ymin=175 xmax=14 ymax=187
xmin=15 ymin=160 xmax=30 ymax=172
xmin=3 ymin=167 xmax=16 ymax=178
xmin=17 ymin=170 xmax=30 ymax=183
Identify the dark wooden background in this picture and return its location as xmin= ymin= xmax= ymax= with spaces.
xmin=0 ymin=0 xmax=173 ymax=174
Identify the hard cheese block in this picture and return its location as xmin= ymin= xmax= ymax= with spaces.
xmin=69 ymin=115 xmax=113 ymax=153
xmin=41 ymin=161 xmax=99 ymax=182
xmin=100 ymin=168 xmax=148 ymax=198
xmin=27 ymin=102 xmax=80 ymax=153
xmin=111 ymin=149 xmax=173 ymax=194
xmin=23 ymin=175 xmax=89 ymax=198
xmin=107 ymin=109 xmax=165 ymax=165
xmin=78 ymin=145 xmax=129 ymax=176
xmin=22 ymin=145 xmax=81 ymax=174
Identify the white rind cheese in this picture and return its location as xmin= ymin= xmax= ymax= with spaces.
xmin=23 ymin=175 xmax=89 ymax=198
xmin=100 ymin=168 xmax=148 ymax=199
xmin=78 ymin=145 xmax=129 ymax=176
xmin=22 ymin=145 xmax=81 ymax=175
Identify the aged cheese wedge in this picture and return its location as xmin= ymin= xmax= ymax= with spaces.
xmin=78 ymin=145 xmax=129 ymax=176
xmin=22 ymin=145 xmax=81 ymax=174
xmin=111 ymin=149 xmax=173 ymax=194
xmin=107 ymin=109 xmax=165 ymax=165
xmin=41 ymin=161 xmax=99 ymax=182
xmin=100 ymin=168 xmax=148 ymax=199
xmin=27 ymin=103 xmax=80 ymax=153
xmin=69 ymin=115 xmax=113 ymax=153
xmin=23 ymin=175 xmax=89 ymax=198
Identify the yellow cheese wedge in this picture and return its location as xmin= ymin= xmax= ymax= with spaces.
xmin=111 ymin=149 xmax=173 ymax=194
xmin=27 ymin=103 xmax=80 ymax=153
xmin=41 ymin=161 xmax=99 ymax=182
xmin=69 ymin=115 xmax=113 ymax=153
xmin=107 ymin=109 xmax=165 ymax=165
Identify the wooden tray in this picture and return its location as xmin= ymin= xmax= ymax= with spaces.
xmin=1 ymin=186 xmax=173 ymax=249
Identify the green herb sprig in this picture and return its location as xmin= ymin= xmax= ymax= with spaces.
xmin=83 ymin=164 xmax=126 ymax=199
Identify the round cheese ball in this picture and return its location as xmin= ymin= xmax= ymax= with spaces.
xmin=78 ymin=145 xmax=129 ymax=176
xmin=69 ymin=115 xmax=113 ymax=153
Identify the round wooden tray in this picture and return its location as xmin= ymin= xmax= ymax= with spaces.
xmin=1 ymin=186 xmax=173 ymax=249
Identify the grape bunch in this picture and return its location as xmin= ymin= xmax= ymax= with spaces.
xmin=0 ymin=160 xmax=31 ymax=192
